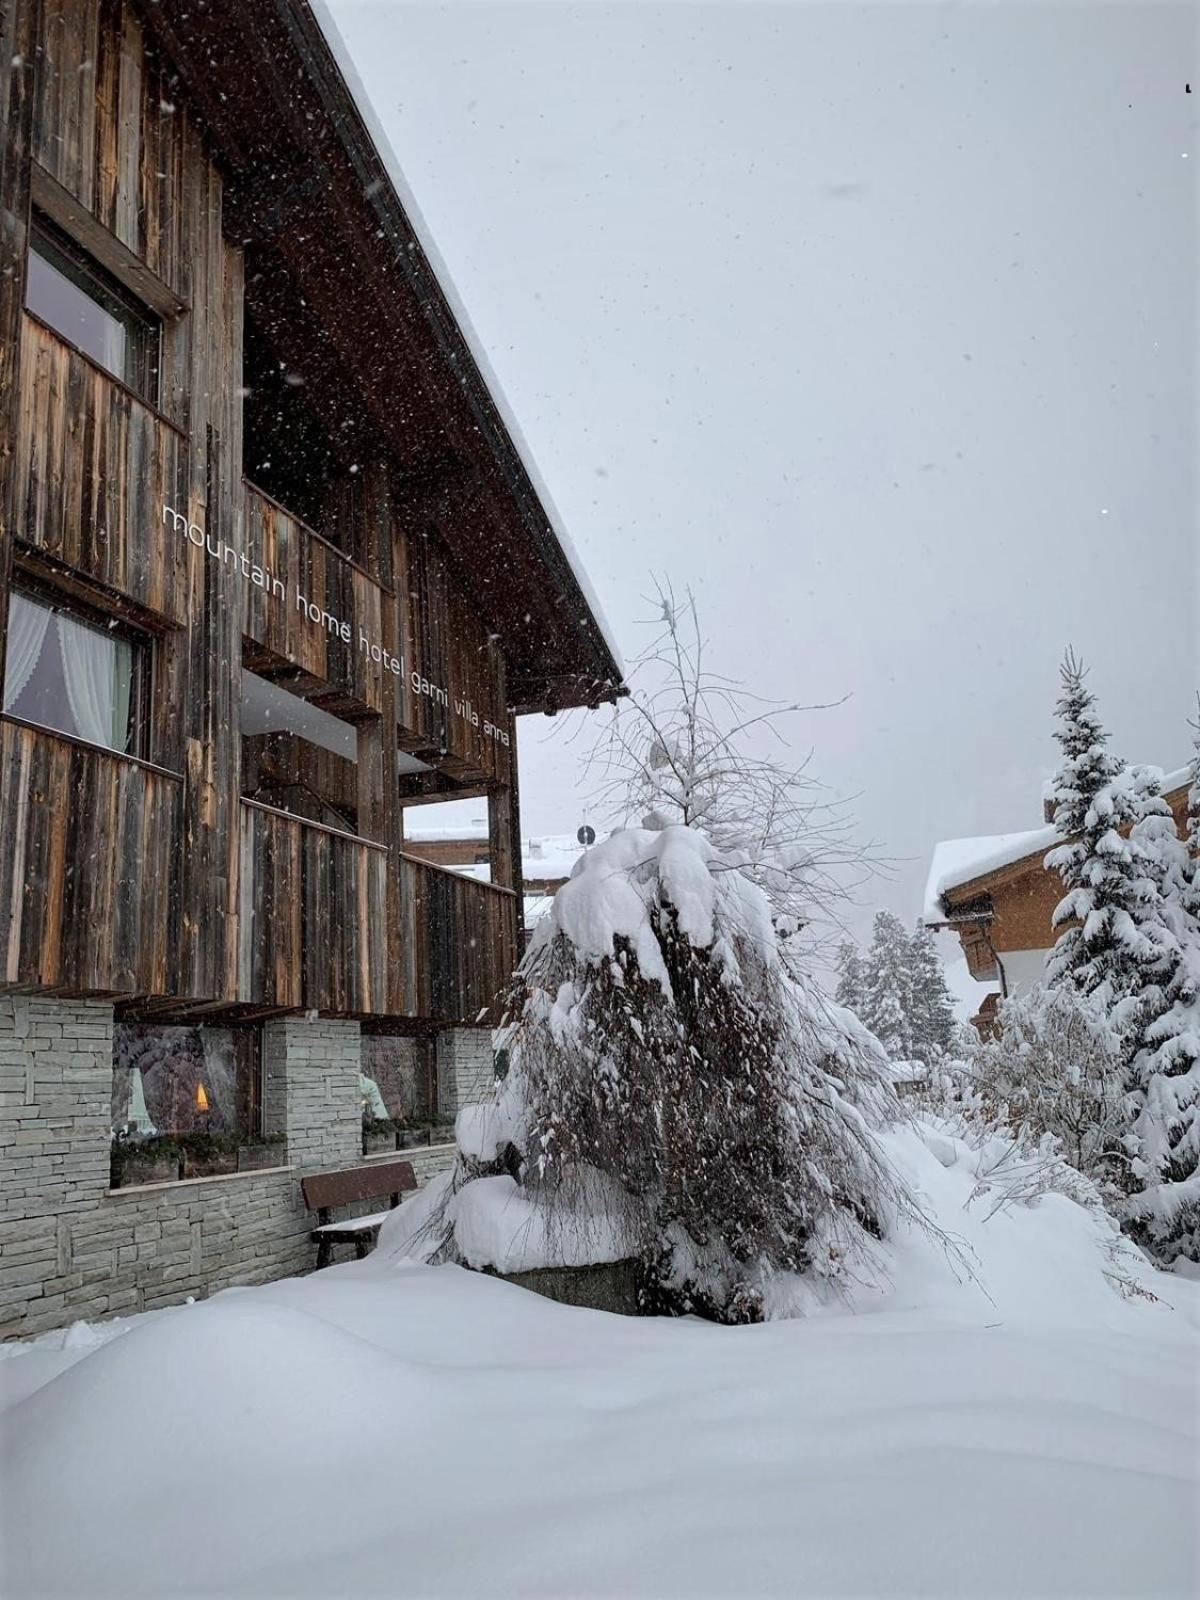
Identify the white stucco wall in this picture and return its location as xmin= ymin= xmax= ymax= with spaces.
xmin=998 ymin=947 xmax=1050 ymax=997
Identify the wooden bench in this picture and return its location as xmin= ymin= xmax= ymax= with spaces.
xmin=302 ymin=1159 xmax=418 ymax=1269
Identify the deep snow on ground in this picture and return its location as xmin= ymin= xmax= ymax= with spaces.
xmin=2 ymin=1126 xmax=1198 ymax=1600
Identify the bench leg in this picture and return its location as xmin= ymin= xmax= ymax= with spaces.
xmin=316 ymin=1237 xmax=332 ymax=1271
xmin=354 ymin=1237 xmax=371 ymax=1261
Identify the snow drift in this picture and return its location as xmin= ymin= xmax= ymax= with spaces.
xmin=2 ymin=1115 xmax=1197 ymax=1599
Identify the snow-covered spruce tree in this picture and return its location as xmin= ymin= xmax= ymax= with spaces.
xmin=1043 ymin=652 xmax=1176 ymax=1049
xmin=1123 ymin=717 xmax=1200 ymax=1264
xmin=447 ymin=822 xmax=945 ymax=1322
xmin=834 ymin=940 xmax=867 ymax=1013
xmin=836 ymin=918 xmax=956 ymax=1070
xmin=906 ymin=921 xmax=958 ymax=1064
xmin=857 ymin=911 xmax=917 ymax=1063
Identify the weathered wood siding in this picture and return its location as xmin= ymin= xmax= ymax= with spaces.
xmin=31 ymin=0 xmax=188 ymax=293
xmin=395 ymin=532 xmax=513 ymax=787
xmin=236 ymin=802 xmax=391 ymax=1014
xmin=398 ymin=856 xmax=518 ymax=1025
xmin=241 ymin=484 xmax=389 ymax=718
xmin=0 ymin=721 xmax=180 ymax=994
xmin=0 ymin=0 xmax=522 ymax=1024
xmin=14 ymin=319 xmax=188 ymax=620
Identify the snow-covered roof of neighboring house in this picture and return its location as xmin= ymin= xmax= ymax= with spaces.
xmin=405 ymin=823 xmax=587 ymax=887
xmin=1158 ymin=766 xmax=1192 ymax=797
xmin=1037 ymin=763 xmax=1191 ymax=805
xmin=521 ymin=835 xmax=588 ymax=882
xmin=404 ymin=817 xmax=490 ymax=844
xmin=309 ymin=1 xmax=623 ymax=680
xmin=922 ymin=827 xmax=1058 ymax=924
xmin=924 ymin=760 xmax=1192 ymax=925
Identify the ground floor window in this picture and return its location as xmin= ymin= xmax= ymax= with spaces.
xmin=360 ymin=1035 xmax=451 ymax=1153
xmin=110 ymin=1023 xmax=281 ymax=1186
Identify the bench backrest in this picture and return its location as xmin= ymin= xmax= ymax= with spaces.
xmin=302 ymin=1159 xmax=418 ymax=1214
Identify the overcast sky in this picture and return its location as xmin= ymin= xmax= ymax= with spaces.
xmin=329 ymin=0 xmax=1197 ymax=946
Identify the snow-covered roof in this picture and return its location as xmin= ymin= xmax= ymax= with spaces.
xmin=924 ymin=760 xmax=1192 ymax=926
xmin=922 ymin=827 xmax=1058 ymax=924
xmin=309 ymin=1 xmax=623 ymax=680
xmin=1159 ymin=766 xmax=1192 ymax=797
xmin=403 ymin=817 xmax=490 ymax=844
xmin=521 ymin=835 xmax=588 ymax=881
xmin=403 ymin=819 xmax=587 ymax=886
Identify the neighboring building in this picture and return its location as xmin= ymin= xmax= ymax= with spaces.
xmin=0 ymin=0 xmax=622 ymax=1337
xmin=402 ymin=817 xmax=589 ymax=935
xmin=924 ymin=767 xmax=1191 ymax=1018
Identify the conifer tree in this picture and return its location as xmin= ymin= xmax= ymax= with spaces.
xmin=858 ymin=911 xmax=918 ymax=1062
xmin=907 ymin=921 xmax=958 ymax=1063
xmin=1043 ymin=652 xmax=1175 ymax=1039
xmin=834 ymin=941 xmax=868 ymax=1015
xmin=1124 ymin=716 xmax=1200 ymax=1264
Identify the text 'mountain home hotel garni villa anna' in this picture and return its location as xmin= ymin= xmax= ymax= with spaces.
xmin=0 ymin=0 xmax=623 ymax=1338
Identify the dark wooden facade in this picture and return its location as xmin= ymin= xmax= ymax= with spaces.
xmin=0 ymin=0 xmax=620 ymax=1027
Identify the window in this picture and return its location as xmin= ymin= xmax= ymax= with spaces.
xmin=24 ymin=215 xmax=160 ymax=399
xmin=3 ymin=582 xmax=150 ymax=757
xmin=110 ymin=1023 xmax=273 ymax=1186
xmin=360 ymin=1035 xmax=449 ymax=1152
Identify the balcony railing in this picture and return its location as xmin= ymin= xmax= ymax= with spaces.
xmin=397 ymin=852 xmax=520 ymax=1026
xmin=241 ymin=481 xmax=389 ymax=719
xmin=236 ymin=800 xmax=391 ymax=1014
xmin=237 ymin=803 xmax=519 ymax=1022
xmin=0 ymin=718 xmax=182 ymax=995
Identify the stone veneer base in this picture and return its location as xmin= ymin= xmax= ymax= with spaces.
xmin=0 ymin=998 xmax=475 ymax=1340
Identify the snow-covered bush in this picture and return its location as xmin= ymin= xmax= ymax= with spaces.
xmin=967 ymin=986 xmax=1126 ymax=1194
xmin=418 ymin=820 xmax=946 ymax=1321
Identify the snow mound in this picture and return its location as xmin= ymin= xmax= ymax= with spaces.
xmin=448 ymin=1170 xmax=638 ymax=1273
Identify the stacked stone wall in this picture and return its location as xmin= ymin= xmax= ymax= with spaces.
xmin=0 ymin=1004 xmax=428 ymax=1339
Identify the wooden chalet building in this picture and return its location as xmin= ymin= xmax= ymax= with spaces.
xmin=0 ymin=0 xmax=622 ymax=1337
xmin=924 ymin=767 xmax=1191 ymax=1026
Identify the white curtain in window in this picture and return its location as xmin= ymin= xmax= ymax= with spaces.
xmin=3 ymin=594 xmax=53 ymax=708
xmin=59 ymin=615 xmax=120 ymax=748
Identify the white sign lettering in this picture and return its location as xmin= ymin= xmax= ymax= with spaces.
xmin=162 ymin=503 xmax=509 ymax=745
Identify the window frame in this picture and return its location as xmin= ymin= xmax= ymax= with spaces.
xmin=4 ymin=572 xmax=154 ymax=762
xmin=109 ymin=1021 xmax=272 ymax=1189
xmin=25 ymin=210 xmax=162 ymax=402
